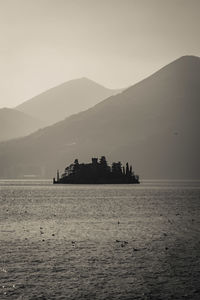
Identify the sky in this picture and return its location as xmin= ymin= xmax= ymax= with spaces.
xmin=0 ymin=0 xmax=200 ymax=108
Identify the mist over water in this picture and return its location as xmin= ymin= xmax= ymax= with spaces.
xmin=0 ymin=181 xmax=200 ymax=299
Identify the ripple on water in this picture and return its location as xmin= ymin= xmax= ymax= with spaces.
xmin=0 ymin=181 xmax=200 ymax=299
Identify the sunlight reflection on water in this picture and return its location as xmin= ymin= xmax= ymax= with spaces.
xmin=0 ymin=181 xmax=200 ymax=299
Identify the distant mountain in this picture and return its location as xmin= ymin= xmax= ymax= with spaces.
xmin=0 ymin=108 xmax=44 ymax=142
xmin=16 ymin=78 xmax=121 ymax=125
xmin=0 ymin=55 xmax=199 ymax=179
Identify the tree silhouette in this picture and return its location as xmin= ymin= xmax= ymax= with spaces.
xmin=54 ymin=156 xmax=139 ymax=184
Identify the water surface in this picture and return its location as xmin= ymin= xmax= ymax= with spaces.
xmin=0 ymin=180 xmax=200 ymax=299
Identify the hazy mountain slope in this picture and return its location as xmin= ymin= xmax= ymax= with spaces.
xmin=0 ymin=55 xmax=199 ymax=179
xmin=16 ymin=78 xmax=121 ymax=125
xmin=0 ymin=108 xmax=44 ymax=142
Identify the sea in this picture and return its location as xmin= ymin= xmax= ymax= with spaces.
xmin=0 ymin=180 xmax=200 ymax=300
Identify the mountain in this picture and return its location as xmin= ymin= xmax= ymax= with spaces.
xmin=0 ymin=55 xmax=199 ymax=179
xmin=16 ymin=78 xmax=120 ymax=125
xmin=0 ymin=108 xmax=44 ymax=142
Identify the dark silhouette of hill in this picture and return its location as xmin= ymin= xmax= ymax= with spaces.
xmin=16 ymin=78 xmax=120 ymax=125
xmin=0 ymin=108 xmax=44 ymax=142
xmin=0 ymin=56 xmax=199 ymax=179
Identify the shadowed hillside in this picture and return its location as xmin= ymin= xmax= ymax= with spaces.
xmin=0 ymin=56 xmax=199 ymax=179
xmin=0 ymin=108 xmax=44 ymax=142
xmin=16 ymin=78 xmax=121 ymax=125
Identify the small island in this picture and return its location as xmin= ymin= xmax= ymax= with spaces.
xmin=53 ymin=156 xmax=140 ymax=184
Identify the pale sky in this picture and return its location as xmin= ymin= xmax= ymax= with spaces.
xmin=0 ymin=0 xmax=200 ymax=108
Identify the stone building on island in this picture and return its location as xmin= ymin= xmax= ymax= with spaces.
xmin=53 ymin=156 xmax=140 ymax=184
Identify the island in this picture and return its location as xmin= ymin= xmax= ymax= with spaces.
xmin=53 ymin=156 xmax=140 ymax=184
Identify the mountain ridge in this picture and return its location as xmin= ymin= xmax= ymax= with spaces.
xmin=0 ymin=108 xmax=45 ymax=142
xmin=16 ymin=77 xmax=121 ymax=125
xmin=0 ymin=55 xmax=199 ymax=179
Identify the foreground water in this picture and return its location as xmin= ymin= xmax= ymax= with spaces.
xmin=0 ymin=180 xmax=200 ymax=300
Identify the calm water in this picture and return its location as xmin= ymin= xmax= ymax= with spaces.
xmin=0 ymin=180 xmax=200 ymax=300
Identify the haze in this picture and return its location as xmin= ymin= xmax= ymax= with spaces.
xmin=0 ymin=0 xmax=200 ymax=108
